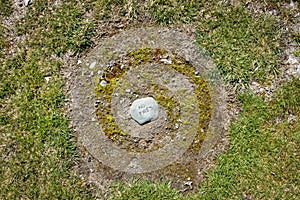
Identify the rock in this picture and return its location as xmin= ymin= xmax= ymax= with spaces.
xmin=125 ymin=89 xmax=131 ymax=93
xmin=89 ymin=61 xmax=96 ymax=69
xmin=100 ymin=80 xmax=107 ymax=87
xmin=130 ymin=97 xmax=159 ymax=125
xmin=45 ymin=76 xmax=51 ymax=83
xmin=160 ymin=59 xmax=172 ymax=64
xmin=24 ymin=0 xmax=31 ymax=6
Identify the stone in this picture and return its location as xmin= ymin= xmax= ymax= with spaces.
xmin=24 ymin=0 xmax=31 ymax=6
xmin=130 ymin=97 xmax=159 ymax=125
xmin=100 ymin=80 xmax=107 ymax=87
xmin=45 ymin=76 xmax=51 ymax=83
xmin=160 ymin=59 xmax=172 ymax=64
xmin=89 ymin=61 xmax=96 ymax=69
xmin=125 ymin=89 xmax=131 ymax=93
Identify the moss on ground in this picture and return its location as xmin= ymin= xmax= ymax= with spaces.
xmin=95 ymin=47 xmax=211 ymax=153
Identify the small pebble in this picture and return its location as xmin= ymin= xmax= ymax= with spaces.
xmin=24 ymin=0 xmax=31 ymax=6
xmin=45 ymin=76 xmax=51 ymax=83
xmin=175 ymin=123 xmax=179 ymax=129
xmin=90 ymin=61 xmax=96 ymax=69
xmin=100 ymin=80 xmax=107 ymax=87
xmin=194 ymin=71 xmax=199 ymax=75
xmin=160 ymin=59 xmax=172 ymax=64
xmin=125 ymin=89 xmax=131 ymax=93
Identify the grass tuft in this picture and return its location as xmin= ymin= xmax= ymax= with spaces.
xmin=197 ymin=5 xmax=282 ymax=87
xmin=0 ymin=0 xmax=12 ymax=17
xmin=16 ymin=0 xmax=96 ymax=56
xmin=109 ymin=180 xmax=183 ymax=200
xmin=149 ymin=0 xmax=204 ymax=24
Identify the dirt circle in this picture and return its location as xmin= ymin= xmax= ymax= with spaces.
xmin=71 ymin=27 xmax=228 ymax=190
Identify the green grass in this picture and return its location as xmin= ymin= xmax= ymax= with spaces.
xmin=197 ymin=5 xmax=282 ymax=87
xmin=0 ymin=0 xmax=95 ymax=199
xmin=0 ymin=0 xmax=12 ymax=17
xmin=292 ymin=31 xmax=300 ymax=43
xmin=92 ymin=0 xmax=204 ymax=24
xmin=16 ymin=0 xmax=95 ymax=56
xmin=0 ymin=0 xmax=299 ymax=199
xmin=149 ymin=0 xmax=204 ymax=24
xmin=109 ymin=180 xmax=183 ymax=200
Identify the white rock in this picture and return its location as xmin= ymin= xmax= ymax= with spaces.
xmin=45 ymin=76 xmax=51 ymax=83
xmin=160 ymin=59 xmax=172 ymax=64
xmin=175 ymin=123 xmax=179 ymax=129
xmin=130 ymin=97 xmax=159 ymax=125
xmin=100 ymin=80 xmax=107 ymax=87
xmin=125 ymin=89 xmax=131 ymax=93
xmin=24 ymin=0 xmax=31 ymax=6
xmin=89 ymin=61 xmax=96 ymax=69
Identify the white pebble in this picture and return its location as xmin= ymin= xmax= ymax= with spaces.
xmin=45 ymin=76 xmax=51 ymax=83
xmin=160 ymin=59 xmax=172 ymax=64
xmin=90 ymin=61 xmax=96 ymax=69
xmin=24 ymin=0 xmax=31 ymax=6
xmin=125 ymin=89 xmax=131 ymax=93
xmin=100 ymin=80 xmax=107 ymax=87
xmin=175 ymin=123 xmax=179 ymax=129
